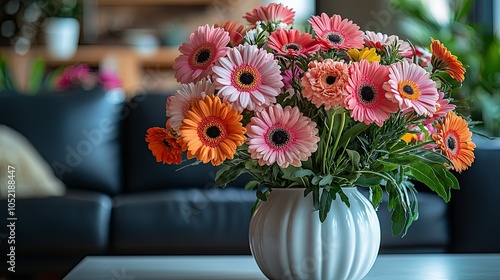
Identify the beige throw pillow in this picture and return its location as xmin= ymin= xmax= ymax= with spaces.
xmin=0 ymin=125 xmax=65 ymax=198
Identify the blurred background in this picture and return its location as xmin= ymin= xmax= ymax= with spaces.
xmin=1 ymin=1 xmax=499 ymax=132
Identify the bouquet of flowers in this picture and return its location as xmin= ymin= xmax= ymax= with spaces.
xmin=146 ymin=3 xmax=475 ymax=236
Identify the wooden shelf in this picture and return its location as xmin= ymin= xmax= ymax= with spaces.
xmin=1 ymin=45 xmax=181 ymax=97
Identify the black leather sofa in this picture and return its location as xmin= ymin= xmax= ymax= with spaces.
xmin=0 ymin=88 xmax=495 ymax=279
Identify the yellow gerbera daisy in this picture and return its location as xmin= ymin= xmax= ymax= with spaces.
xmin=433 ymin=111 xmax=476 ymax=173
xmin=178 ymin=95 xmax=246 ymax=166
xmin=347 ymin=47 xmax=380 ymax=63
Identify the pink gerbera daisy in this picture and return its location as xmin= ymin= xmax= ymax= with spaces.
xmin=243 ymin=3 xmax=295 ymax=28
xmin=423 ymin=90 xmax=456 ymax=124
xmin=384 ymin=60 xmax=439 ymax=116
xmin=267 ymin=29 xmax=320 ymax=58
xmin=308 ymin=13 xmax=364 ymax=50
xmin=301 ymin=59 xmax=349 ymax=109
xmin=212 ymin=44 xmax=284 ymax=112
xmin=166 ymin=79 xmax=215 ymax=130
xmin=246 ymin=104 xmax=319 ymax=168
xmin=173 ymin=25 xmax=230 ymax=84
xmin=345 ymin=60 xmax=398 ymax=126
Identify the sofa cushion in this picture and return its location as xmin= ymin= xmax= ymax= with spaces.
xmin=0 ymin=88 xmax=123 ymax=195
xmin=0 ymin=189 xmax=112 ymax=255
xmin=112 ymin=187 xmax=256 ymax=254
xmin=0 ymin=124 xmax=65 ymax=198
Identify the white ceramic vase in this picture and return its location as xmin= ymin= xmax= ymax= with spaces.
xmin=249 ymin=187 xmax=380 ymax=280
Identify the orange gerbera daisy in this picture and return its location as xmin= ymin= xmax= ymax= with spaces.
xmin=179 ymin=95 xmax=246 ymax=166
xmin=215 ymin=20 xmax=246 ymax=47
xmin=433 ymin=111 xmax=475 ymax=173
xmin=145 ymin=125 xmax=183 ymax=164
xmin=430 ymin=38 xmax=466 ymax=83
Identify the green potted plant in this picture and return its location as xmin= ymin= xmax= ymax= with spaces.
xmin=389 ymin=0 xmax=500 ymax=252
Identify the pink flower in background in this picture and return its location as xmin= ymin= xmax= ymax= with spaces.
xmin=56 ymin=64 xmax=94 ymax=90
xmin=363 ymin=31 xmax=412 ymax=56
xmin=424 ymin=90 xmax=456 ymax=125
xmin=281 ymin=65 xmax=303 ymax=91
xmin=99 ymin=71 xmax=122 ymax=91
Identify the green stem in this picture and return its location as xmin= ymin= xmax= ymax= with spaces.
xmin=322 ymin=110 xmax=336 ymax=174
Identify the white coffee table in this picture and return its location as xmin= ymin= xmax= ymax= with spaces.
xmin=63 ymin=254 xmax=500 ymax=279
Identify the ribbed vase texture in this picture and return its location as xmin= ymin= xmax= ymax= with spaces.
xmin=249 ymin=187 xmax=380 ymax=280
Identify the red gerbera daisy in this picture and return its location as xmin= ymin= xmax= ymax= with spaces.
xmin=267 ymin=29 xmax=320 ymax=58
xmin=145 ymin=125 xmax=183 ymax=164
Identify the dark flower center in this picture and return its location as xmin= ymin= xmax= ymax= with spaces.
xmin=286 ymin=44 xmax=300 ymax=51
xmin=328 ymin=34 xmax=342 ymax=44
xmin=196 ymin=50 xmax=211 ymax=64
xmin=239 ymin=72 xmax=255 ymax=85
xmin=403 ymin=85 xmax=414 ymax=95
xmin=270 ymin=129 xmax=290 ymax=147
xmin=326 ymin=76 xmax=336 ymax=85
xmin=206 ymin=126 xmax=221 ymax=139
xmin=447 ymin=136 xmax=456 ymax=151
xmin=360 ymin=86 xmax=375 ymax=102
xmin=162 ymin=139 xmax=170 ymax=147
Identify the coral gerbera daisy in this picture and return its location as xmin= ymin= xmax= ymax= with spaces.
xmin=178 ymin=95 xmax=246 ymax=166
xmin=214 ymin=20 xmax=246 ymax=47
xmin=246 ymin=104 xmax=319 ymax=168
xmin=166 ymin=79 xmax=215 ymax=130
xmin=212 ymin=44 xmax=283 ymax=111
xmin=243 ymin=3 xmax=295 ymax=29
xmin=301 ymin=59 xmax=349 ymax=109
xmin=173 ymin=25 xmax=230 ymax=84
xmin=433 ymin=111 xmax=475 ymax=173
xmin=308 ymin=13 xmax=364 ymax=50
xmin=267 ymin=29 xmax=320 ymax=58
xmin=430 ymin=38 xmax=466 ymax=83
xmin=345 ymin=60 xmax=398 ymax=126
xmin=384 ymin=60 xmax=439 ymax=117
xmin=145 ymin=125 xmax=183 ymax=164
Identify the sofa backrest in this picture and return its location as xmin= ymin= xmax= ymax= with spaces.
xmin=0 ymin=88 xmax=123 ymax=196
xmin=122 ymin=93 xmax=233 ymax=193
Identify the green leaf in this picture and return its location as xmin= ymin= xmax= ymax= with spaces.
xmin=312 ymin=185 xmax=320 ymax=210
xmin=406 ymin=161 xmax=450 ymax=202
xmin=346 ymin=149 xmax=360 ymax=169
xmin=244 ymin=180 xmax=260 ymax=190
xmin=391 ymin=203 xmax=406 ymax=237
xmin=355 ymin=175 xmax=383 ymax=187
xmin=28 ymin=57 xmax=45 ymax=94
xmin=214 ymin=163 xmax=245 ymax=188
xmin=318 ymin=174 xmax=333 ymax=186
xmin=256 ymin=188 xmax=269 ymax=202
xmin=290 ymin=168 xmax=314 ymax=178
xmin=338 ymin=122 xmax=369 ymax=149
xmin=319 ymin=189 xmax=333 ymax=222
xmin=370 ymin=185 xmax=383 ymax=209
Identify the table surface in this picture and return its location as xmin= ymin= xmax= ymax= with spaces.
xmin=63 ymin=254 xmax=500 ymax=280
